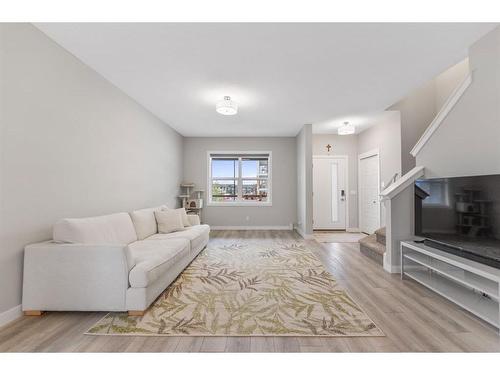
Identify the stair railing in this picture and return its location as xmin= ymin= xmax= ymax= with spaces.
xmin=384 ymin=172 xmax=399 ymax=190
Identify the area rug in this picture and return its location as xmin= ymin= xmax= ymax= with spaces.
xmin=314 ymin=231 xmax=367 ymax=243
xmin=86 ymin=237 xmax=383 ymax=337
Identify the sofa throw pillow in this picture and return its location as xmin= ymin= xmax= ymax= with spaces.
xmin=155 ymin=209 xmax=184 ymax=234
xmin=130 ymin=205 xmax=168 ymax=240
xmin=130 ymin=207 xmax=155 ymax=240
xmin=178 ymin=208 xmax=191 ymax=227
xmin=160 ymin=206 xmax=191 ymax=227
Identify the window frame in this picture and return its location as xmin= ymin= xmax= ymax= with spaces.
xmin=416 ymin=179 xmax=451 ymax=208
xmin=207 ymin=151 xmax=272 ymax=207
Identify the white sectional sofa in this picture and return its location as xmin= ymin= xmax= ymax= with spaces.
xmin=22 ymin=206 xmax=209 ymax=315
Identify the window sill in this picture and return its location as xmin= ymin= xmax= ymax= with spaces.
xmin=423 ymin=204 xmax=452 ymax=209
xmin=207 ymin=201 xmax=273 ymax=207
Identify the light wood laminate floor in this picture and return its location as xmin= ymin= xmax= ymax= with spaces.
xmin=1 ymin=230 xmax=499 ymax=352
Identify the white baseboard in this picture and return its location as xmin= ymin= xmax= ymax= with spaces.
xmin=383 ymin=253 xmax=401 ymax=274
xmin=294 ymin=226 xmax=314 ymax=240
xmin=346 ymin=227 xmax=361 ymax=233
xmin=0 ymin=304 xmax=22 ymax=328
xmin=389 ymin=265 xmax=402 ymax=274
xmin=211 ymin=225 xmax=293 ymax=230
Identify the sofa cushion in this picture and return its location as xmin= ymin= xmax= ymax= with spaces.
xmin=53 ymin=212 xmax=138 ymax=245
xmin=128 ymin=238 xmax=189 ymax=288
xmin=155 ymin=209 xmax=184 ymax=234
xmin=147 ymin=224 xmax=210 ymax=254
xmin=130 ymin=205 xmax=166 ymax=240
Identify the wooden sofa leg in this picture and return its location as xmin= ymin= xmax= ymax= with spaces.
xmin=24 ymin=310 xmax=44 ymax=316
xmin=128 ymin=310 xmax=145 ymax=317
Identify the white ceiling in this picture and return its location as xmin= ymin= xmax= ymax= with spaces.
xmin=312 ymin=111 xmax=400 ymax=134
xmin=35 ymin=23 xmax=496 ymax=137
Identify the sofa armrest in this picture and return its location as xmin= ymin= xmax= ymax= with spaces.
xmin=22 ymin=241 xmax=133 ymax=312
xmin=187 ymin=214 xmax=200 ymax=226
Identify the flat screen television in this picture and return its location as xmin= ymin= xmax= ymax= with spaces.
xmin=414 ymin=174 xmax=500 ymax=269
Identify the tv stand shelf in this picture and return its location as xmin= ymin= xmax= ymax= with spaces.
xmin=401 ymin=241 xmax=500 ymax=332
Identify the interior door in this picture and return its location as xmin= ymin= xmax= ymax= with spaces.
xmin=359 ymin=153 xmax=380 ymax=234
xmin=313 ymin=157 xmax=347 ymax=230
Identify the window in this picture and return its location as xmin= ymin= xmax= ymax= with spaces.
xmin=416 ymin=179 xmax=450 ymax=207
xmin=208 ymin=152 xmax=271 ymax=206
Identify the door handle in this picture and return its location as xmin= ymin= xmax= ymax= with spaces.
xmin=341 ymin=190 xmax=345 ymax=201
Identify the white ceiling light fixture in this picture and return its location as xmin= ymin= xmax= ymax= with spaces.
xmin=338 ymin=121 xmax=355 ymax=135
xmin=216 ymin=96 xmax=238 ymax=115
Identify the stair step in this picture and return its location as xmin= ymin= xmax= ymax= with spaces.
xmin=359 ymin=234 xmax=385 ymax=255
xmin=375 ymin=227 xmax=386 ymax=245
xmin=359 ymin=234 xmax=385 ymax=265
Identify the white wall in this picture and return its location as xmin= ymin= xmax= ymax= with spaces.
xmin=183 ymin=137 xmax=296 ymax=228
xmin=417 ymin=27 xmax=500 ymax=178
xmin=312 ymin=134 xmax=358 ymax=229
xmin=296 ymin=125 xmax=313 ymax=237
xmin=0 ymin=24 xmax=183 ymax=316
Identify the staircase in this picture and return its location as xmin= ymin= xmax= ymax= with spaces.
xmin=359 ymin=227 xmax=385 ymax=265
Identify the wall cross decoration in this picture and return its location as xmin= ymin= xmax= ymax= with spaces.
xmin=326 ymin=144 xmax=332 ymax=153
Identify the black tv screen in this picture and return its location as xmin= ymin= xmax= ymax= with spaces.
xmin=414 ymin=174 xmax=500 ymax=268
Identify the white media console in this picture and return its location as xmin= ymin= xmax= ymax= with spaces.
xmin=400 ymin=240 xmax=500 ymax=332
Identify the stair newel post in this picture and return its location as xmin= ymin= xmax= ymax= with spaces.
xmin=380 ymin=166 xmax=425 ymax=273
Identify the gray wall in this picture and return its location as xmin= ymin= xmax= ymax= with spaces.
xmin=388 ymin=82 xmax=437 ymax=174
xmin=296 ymin=125 xmax=313 ymax=236
xmin=312 ymin=134 xmax=358 ymax=229
xmin=389 ymin=59 xmax=469 ymax=174
xmin=358 ymin=111 xmax=402 ymax=190
xmin=183 ymin=137 xmax=297 ymax=227
xmin=385 ymin=28 xmax=500 ymax=273
xmin=435 ymin=59 xmax=470 ymax=110
xmin=357 ymin=111 xmax=402 ymax=227
xmin=417 ymin=27 xmax=500 ymax=178
xmin=0 ymin=24 xmax=183 ymax=315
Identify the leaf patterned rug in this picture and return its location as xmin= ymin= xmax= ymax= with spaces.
xmin=86 ymin=236 xmax=383 ymax=337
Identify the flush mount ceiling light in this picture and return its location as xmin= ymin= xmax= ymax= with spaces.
xmin=216 ymin=96 xmax=238 ymax=115
xmin=338 ymin=121 xmax=355 ymax=135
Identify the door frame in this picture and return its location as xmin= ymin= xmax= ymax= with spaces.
xmin=312 ymin=155 xmax=349 ymax=230
xmin=358 ymin=148 xmax=381 ymax=234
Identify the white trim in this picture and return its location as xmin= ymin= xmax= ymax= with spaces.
xmin=207 ymin=201 xmax=272 ymax=207
xmin=211 ymin=225 xmax=292 ymax=230
xmin=410 ymin=73 xmax=472 ymax=157
xmin=312 ymin=155 xmax=349 ymax=231
xmin=346 ymin=227 xmax=361 ymax=233
xmin=380 ymin=166 xmax=425 ymax=200
xmin=383 ymin=251 xmax=402 ymax=273
xmin=312 ymin=155 xmax=348 ymax=159
xmin=358 ymin=149 xmax=381 ymax=234
xmin=358 ymin=148 xmax=380 ymax=161
xmin=294 ymin=226 xmax=314 ymax=240
xmin=0 ymin=304 xmax=22 ymax=328
xmin=207 ymin=151 xmax=272 ymax=207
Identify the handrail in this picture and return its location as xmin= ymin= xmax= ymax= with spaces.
xmin=380 ymin=166 xmax=424 ymax=200
xmin=410 ymin=73 xmax=472 ymax=157
xmin=384 ymin=172 xmax=399 ymax=189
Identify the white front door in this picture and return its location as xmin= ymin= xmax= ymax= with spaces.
xmin=359 ymin=152 xmax=380 ymax=234
xmin=313 ymin=157 xmax=347 ymax=230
